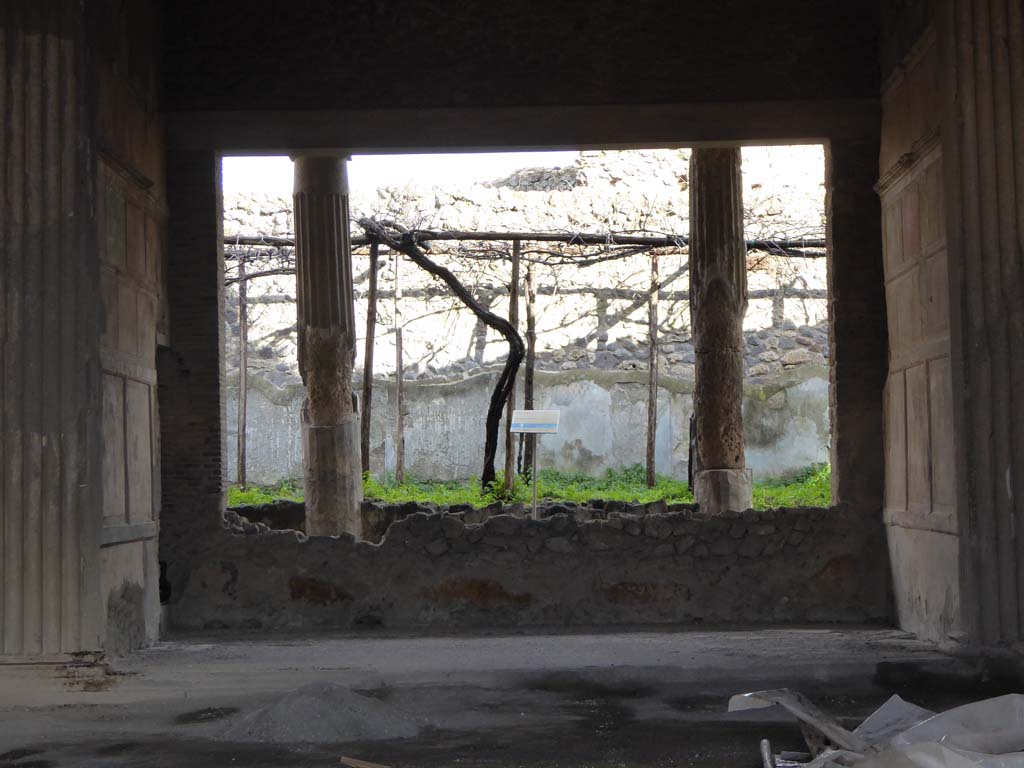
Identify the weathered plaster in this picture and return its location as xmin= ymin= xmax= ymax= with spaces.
xmin=226 ymin=366 xmax=830 ymax=485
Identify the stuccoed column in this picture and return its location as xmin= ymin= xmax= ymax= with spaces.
xmin=293 ymin=154 xmax=362 ymax=537
xmin=689 ymin=148 xmax=753 ymax=514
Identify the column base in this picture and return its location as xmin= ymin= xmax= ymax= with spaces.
xmin=303 ymin=414 xmax=363 ymax=538
xmin=695 ymin=468 xmax=753 ymax=515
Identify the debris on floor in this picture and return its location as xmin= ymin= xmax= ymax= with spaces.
xmin=340 ymin=757 xmax=392 ymax=768
xmin=216 ymin=682 xmax=420 ymax=743
xmin=730 ymin=689 xmax=1024 ymax=767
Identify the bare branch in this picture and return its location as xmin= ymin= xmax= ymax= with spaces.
xmin=359 ymin=218 xmax=525 ymax=488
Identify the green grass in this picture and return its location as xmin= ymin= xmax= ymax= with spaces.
xmin=229 ymin=463 xmax=832 ymax=511
xmin=529 ymin=464 xmax=692 ymax=505
xmin=227 ymin=478 xmax=303 ymax=506
xmin=752 ymin=463 xmax=832 ymax=509
xmin=362 ymin=474 xmax=496 ymax=507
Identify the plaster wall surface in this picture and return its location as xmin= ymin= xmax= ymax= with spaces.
xmin=878 ymin=29 xmax=960 ymax=643
xmin=97 ymin=157 xmax=164 ymax=653
xmin=886 ymin=524 xmax=959 ymax=642
xmin=225 ymin=367 xmax=829 ymax=485
xmin=94 ymin=0 xmax=166 ymax=655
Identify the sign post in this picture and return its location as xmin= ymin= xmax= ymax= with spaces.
xmin=510 ymin=410 xmax=560 ymax=519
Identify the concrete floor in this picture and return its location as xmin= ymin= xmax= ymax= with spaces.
xmin=0 ymin=626 xmax=1002 ymax=767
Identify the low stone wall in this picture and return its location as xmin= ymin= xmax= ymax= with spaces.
xmin=170 ymin=505 xmax=891 ymax=631
xmin=230 ymin=498 xmax=700 ymax=543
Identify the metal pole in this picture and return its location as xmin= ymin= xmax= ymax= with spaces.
xmin=531 ymin=433 xmax=539 ymax=519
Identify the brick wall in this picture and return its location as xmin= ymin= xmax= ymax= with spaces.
xmin=159 ymin=150 xmax=227 ymax=597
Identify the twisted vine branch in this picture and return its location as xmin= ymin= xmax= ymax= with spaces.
xmin=359 ymin=218 xmax=525 ymax=488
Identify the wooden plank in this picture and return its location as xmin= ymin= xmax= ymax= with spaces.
xmin=394 ymin=251 xmax=405 ymax=483
xmin=229 ymin=231 xmax=825 ymax=252
xmin=646 ymin=252 xmax=659 ymax=487
xmin=522 ymin=259 xmax=537 ymax=475
xmin=360 ymin=243 xmax=378 ymax=474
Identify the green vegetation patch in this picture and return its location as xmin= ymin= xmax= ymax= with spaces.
xmin=227 ymin=478 xmax=303 ymax=507
xmin=752 ymin=463 xmax=831 ymax=509
xmin=229 ymin=464 xmax=831 ymax=511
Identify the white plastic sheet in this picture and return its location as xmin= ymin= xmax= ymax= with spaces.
xmin=732 ymin=690 xmax=1024 ymax=768
xmin=864 ymin=694 xmax=1024 ymax=768
xmin=859 ymin=742 xmax=1024 ymax=768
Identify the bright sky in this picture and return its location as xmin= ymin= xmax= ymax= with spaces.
xmin=221 ymin=152 xmax=581 ymax=196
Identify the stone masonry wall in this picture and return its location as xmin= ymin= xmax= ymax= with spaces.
xmin=170 ymin=505 xmax=890 ymax=631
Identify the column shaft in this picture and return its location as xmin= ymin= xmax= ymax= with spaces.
xmin=689 ymin=148 xmax=752 ymax=513
xmin=293 ymin=155 xmax=362 ymax=537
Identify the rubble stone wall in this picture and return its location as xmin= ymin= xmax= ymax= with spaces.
xmin=170 ymin=505 xmax=890 ymax=631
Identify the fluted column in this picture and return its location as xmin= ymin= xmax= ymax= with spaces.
xmin=293 ymin=154 xmax=362 ymax=537
xmin=0 ymin=0 xmax=103 ymax=655
xmin=941 ymin=0 xmax=1024 ymax=647
xmin=689 ymin=148 xmax=752 ymax=514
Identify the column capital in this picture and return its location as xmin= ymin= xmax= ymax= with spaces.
xmin=288 ymin=149 xmax=352 ymax=160
xmin=293 ymin=154 xmax=350 ymax=196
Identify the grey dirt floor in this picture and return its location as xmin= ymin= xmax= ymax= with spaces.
xmin=0 ymin=626 xmax=1013 ymax=768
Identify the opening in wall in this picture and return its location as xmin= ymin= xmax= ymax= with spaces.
xmin=217 ymin=146 xmax=832 ymax=539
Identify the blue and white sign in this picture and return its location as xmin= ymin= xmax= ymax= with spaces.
xmin=510 ymin=409 xmax=560 ymax=434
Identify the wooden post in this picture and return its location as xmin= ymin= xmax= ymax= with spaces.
xmin=503 ymin=240 xmax=521 ymax=489
xmin=689 ymin=147 xmax=752 ymax=514
xmin=360 ymin=243 xmax=379 ymax=475
xmin=646 ymin=251 xmax=659 ymax=488
xmin=470 ymin=301 xmax=490 ymax=363
xmin=522 ymin=257 xmax=537 ymax=476
xmin=393 ymin=249 xmax=405 ymax=483
xmin=293 ymin=154 xmax=362 ymax=537
xmin=236 ymin=255 xmax=248 ymax=487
